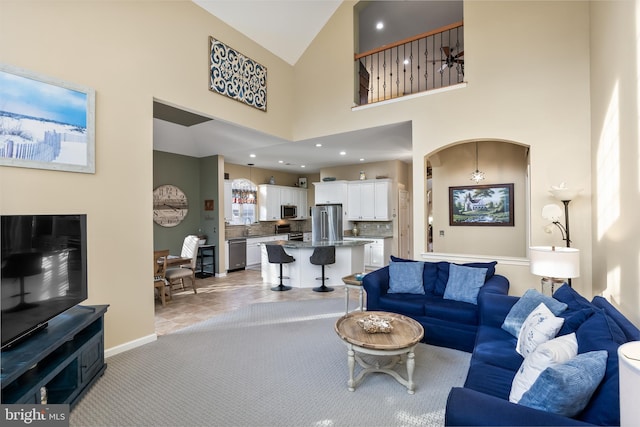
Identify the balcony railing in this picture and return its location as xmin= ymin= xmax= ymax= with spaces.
xmin=355 ymin=21 xmax=464 ymax=105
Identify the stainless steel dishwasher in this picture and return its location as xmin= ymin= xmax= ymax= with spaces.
xmin=228 ymin=238 xmax=247 ymax=271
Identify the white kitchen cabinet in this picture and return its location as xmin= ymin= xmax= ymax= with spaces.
xmin=258 ymin=184 xmax=281 ymax=221
xmin=224 ymin=181 xmax=232 ymax=222
xmin=347 ymin=179 xmax=391 ymax=221
xmin=294 ymin=188 xmax=308 ymax=219
xmin=344 ymin=237 xmax=392 ymax=268
xmin=314 ymin=181 xmax=348 ymax=205
xmin=259 ymin=184 xmax=308 ymax=221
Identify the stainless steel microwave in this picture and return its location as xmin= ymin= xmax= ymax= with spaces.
xmin=281 ymin=205 xmax=297 ymax=219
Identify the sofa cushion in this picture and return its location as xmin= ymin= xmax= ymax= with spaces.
xmin=516 ymin=302 xmax=564 ymax=357
xmin=519 ymin=350 xmax=607 ymax=418
xmin=472 ymin=326 xmax=522 ymax=371
xmin=464 ymin=361 xmax=516 ymax=400
xmin=388 ymin=260 xmax=425 ymax=294
xmin=575 ymin=310 xmax=626 ymax=426
xmin=510 ymin=333 xmax=578 ymax=403
xmin=553 ymin=284 xmax=594 ymax=311
xmin=502 ymin=289 xmax=568 ymax=337
xmin=443 ymin=264 xmax=487 ymax=304
xmin=378 ymin=293 xmax=428 ymax=316
xmin=558 ymin=307 xmax=595 ymax=336
xmin=592 ymin=296 xmax=640 ymax=341
xmin=424 ymin=297 xmax=479 ymax=326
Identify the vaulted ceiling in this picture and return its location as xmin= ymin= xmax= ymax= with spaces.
xmin=153 ymin=1 xmax=460 ymax=173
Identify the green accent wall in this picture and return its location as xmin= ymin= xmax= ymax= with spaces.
xmin=153 ymin=151 xmax=216 ymax=256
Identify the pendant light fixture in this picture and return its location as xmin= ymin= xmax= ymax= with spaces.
xmin=470 ymin=142 xmax=485 ymax=183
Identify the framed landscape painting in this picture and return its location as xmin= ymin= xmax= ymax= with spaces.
xmin=449 ymin=183 xmax=514 ymax=226
xmin=0 ymin=63 xmax=96 ymax=173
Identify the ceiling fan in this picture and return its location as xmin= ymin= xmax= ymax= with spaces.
xmin=437 ymin=46 xmax=464 ymax=76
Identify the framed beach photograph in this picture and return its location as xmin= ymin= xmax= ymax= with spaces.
xmin=449 ymin=183 xmax=514 ymax=226
xmin=0 ymin=63 xmax=96 ymax=173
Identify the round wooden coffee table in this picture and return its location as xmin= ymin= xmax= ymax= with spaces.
xmin=334 ymin=311 xmax=424 ymax=394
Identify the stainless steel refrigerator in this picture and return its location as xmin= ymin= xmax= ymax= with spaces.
xmin=311 ymin=204 xmax=343 ymax=243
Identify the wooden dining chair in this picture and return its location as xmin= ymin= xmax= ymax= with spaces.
xmin=153 ymin=249 xmax=170 ymax=306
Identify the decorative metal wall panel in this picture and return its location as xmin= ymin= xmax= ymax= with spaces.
xmin=209 ymin=37 xmax=267 ymax=111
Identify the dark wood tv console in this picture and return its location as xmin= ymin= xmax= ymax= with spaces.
xmin=1 ymin=304 xmax=108 ymax=407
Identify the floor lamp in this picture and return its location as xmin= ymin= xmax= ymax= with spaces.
xmin=529 ymin=246 xmax=580 ymax=296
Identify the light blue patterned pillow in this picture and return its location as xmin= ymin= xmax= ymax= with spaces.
xmin=519 ymin=350 xmax=608 ymax=417
xmin=502 ymin=289 xmax=568 ymax=337
xmin=443 ymin=264 xmax=487 ymax=304
xmin=388 ymin=260 xmax=425 ymax=294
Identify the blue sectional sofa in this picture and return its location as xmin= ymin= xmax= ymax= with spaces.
xmin=362 ymin=258 xmax=509 ymax=352
xmin=445 ymin=284 xmax=640 ymax=426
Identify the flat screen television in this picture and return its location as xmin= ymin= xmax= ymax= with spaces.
xmin=1 ymin=214 xmax=88 ymax=349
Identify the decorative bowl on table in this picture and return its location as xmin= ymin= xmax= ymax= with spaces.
xmin=354 ymin=273 xmax=365 ymax=281
xmin=357 ymin=314 xmax=394 ymax=334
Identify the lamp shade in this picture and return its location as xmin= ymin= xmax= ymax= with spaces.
xmin=541 ymin=204 xmax=563 ymax=221
xmin=530 ymin=246 xmax=580 ymax=279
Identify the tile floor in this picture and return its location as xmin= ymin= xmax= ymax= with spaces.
xmin=154 ymin=267 xmax=362 ymax=335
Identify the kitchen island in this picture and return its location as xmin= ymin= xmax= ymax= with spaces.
xmin=261 ymin=240 xmax=373 ymax=289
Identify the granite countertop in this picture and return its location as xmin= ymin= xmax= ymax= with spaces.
xmin=345 ymin=235 xmax=392 ymax=239
xmin=264 ymin=240 xmax=373 ymax=248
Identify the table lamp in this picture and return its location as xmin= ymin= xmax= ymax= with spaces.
xmin=529 ymin=246 xmax=580 ymax=295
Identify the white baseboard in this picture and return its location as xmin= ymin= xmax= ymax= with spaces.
xmin=105 ymin=333 xmax=157 ymax=358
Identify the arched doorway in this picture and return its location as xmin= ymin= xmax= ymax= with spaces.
xmin=425 ymin=139 xmax=530 ymax=257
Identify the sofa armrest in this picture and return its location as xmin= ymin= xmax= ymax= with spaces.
xmin=478 ymin=274 xmax=509 ymax=296
xmin=445 ymin=387 xmax=594 ymax=426
xmin=478 ymin=292 xmax=520 ymax=328
xmin=362 ymin=266 xmax=390 ymax=311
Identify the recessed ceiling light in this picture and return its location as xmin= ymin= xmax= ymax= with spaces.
xmin=340 ymin=151 xmax=346 ymax=156
xmin=315 ymin=143 xmax=322 ymax=147
xmin=360 ymin=158 xmax=365 ymax=162
xmin=300 ymin=165 xmax=306 ymax=168
xmin=404 ymin=59 xmax=409 ymax=65
xmin=249 ymin=153 xmax=256 ymax=158
xmin=278 ymin=160 xmax=284 ymax=163
xmin=376 ymin=21 xmax=384 ymax=30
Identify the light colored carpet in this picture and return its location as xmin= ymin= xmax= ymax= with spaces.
xmin=70 ymin=298 xmax=471 ymax=427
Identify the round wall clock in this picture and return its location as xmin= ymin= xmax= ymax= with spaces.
xmin=153 ymin=184 xmax=189 ymax=227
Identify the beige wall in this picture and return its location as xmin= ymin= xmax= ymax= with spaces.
xmin=293 ymin=1 xmax=593 ymax=298
xmin=3 ymin=0 xmax=638 ymax=350
xmin=224 ymin=163 xmax=312 ymax=189
xmin=0 ymin=0 xmax=296 ymax=351
xmin=589 ymin=0 xmax=640 ymax=325
xmin=429 ymin=141 xmax=529 ymax=257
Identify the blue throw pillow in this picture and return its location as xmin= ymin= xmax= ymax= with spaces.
xmin=519 ymin=350 xmax=608 ymax=417
xmin=502 ymin=289 xmax=568 ymax=337
xmin=388 ymin=260 xmax=425 ymax=294
xmin=389 ymin=255 xmax=437 ymax=293
xmin=433 ymin=261 xmax=498 ymax=296
xmin=443 ymin=264 xmax=487 ymax=305
xmin=463 ymin=261 xmax=497 ymax=279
